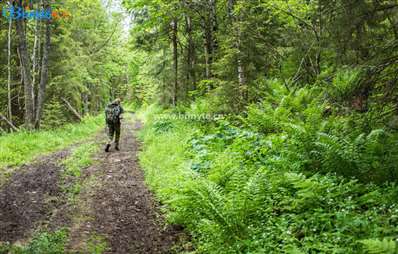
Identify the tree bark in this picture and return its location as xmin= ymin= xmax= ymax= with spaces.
xmin=200 ymin=0 xmax=218 ymax=80
xmin=7 ymin=11 xmax=13 ymax=122
xmin=228 ymin=0 xmax=247 ymax=102
xmin=209 ymin=0 xmax=218 ymax=52
xmin=82 ymin=92 xmax=89 ymax=116
xmin=185 ymin=14 xmax=196 ymax=92
xmin=32 ymin=1 xmax=42 ymax=111
xmin=171 ymin=18 xmax=178 ymax=106
xmin=35 ymin=0 xmax=51 ymax=129
xmin=203 ymin=35 xmax=211 ymax=79
xmin=16 ymin=0 xmax=35 ymax=129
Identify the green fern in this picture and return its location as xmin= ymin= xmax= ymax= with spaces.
xmin=359 ymin=239 xmax=398 ymax=254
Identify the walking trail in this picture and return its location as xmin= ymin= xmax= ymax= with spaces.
xmin=0 ymin=117 xmax=182 ymax=253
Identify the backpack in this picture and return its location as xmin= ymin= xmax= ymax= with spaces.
xmin=105 ymin=104 xmax=122 ymax=124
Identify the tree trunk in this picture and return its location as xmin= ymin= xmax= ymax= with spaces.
xmin=203 ymin=35 xmax=211 ymax=78
xmin=209 ymin=0 xmax=218 ymax=53
xmin=161 ymin=47 xmax=167 ymax=105
xmin=82 ymin=92 xmax=89 ymax=116
xmin=32 ymin=1 xmax=42 ymax=111
xmin=185 ymin=14 xmax=196 ymax=92
xmin=228 ymin=0 xmax=247 ymax=103
xmin=7 ymin=11 xmax=13 ymax=122
xmin=315 ymin=0 xmax=322 ymax=75
xmin=35 ymin=0 xmax=51 ymax=129
xmin=171 ymin=18 xmax=178 ymax=106
xmin=203 ymin=25 xmax=213 ymax=77
xmin=201 ymin=0 xmax=217 ymax=80
xmin=236 ymin=29 xmax=247 ymax=102
xmin=16 ymin=0 xmax=35 ymax=129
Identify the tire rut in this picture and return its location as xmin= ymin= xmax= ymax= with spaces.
xmin=68 ymin=118 xmax=181 ymax=254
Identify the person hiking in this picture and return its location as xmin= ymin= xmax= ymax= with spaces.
xmin=105 ymin=98 xmax=124 ymax=152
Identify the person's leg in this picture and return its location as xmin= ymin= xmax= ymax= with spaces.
xmin=114 ymin=122 xmax=121 ymax=151
xmin=105 ymin=124 xmax=115 ymax=152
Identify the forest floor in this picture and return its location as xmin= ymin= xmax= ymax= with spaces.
xmin=0 ymin=116 xmax=183 ymax=254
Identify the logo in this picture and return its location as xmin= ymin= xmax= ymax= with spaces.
xmin=1 ymin=5 xmax=71 ymax=20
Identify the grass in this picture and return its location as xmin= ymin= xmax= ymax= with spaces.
xmin=87 ymin=234 xmax=108 ymax=254
xmin=0 ymin=228 xmax=108 ymax=254
xmin=137 ymin=104 xmax=196 ymax=200
xmin=0 ymin=229 xmax=69 ymax=254
xmin=62 ymin=142 xmax=99 ymax=201
xmin=63 ymin=142 xmax=98 ymax=178
xmin=0 ymin=116 xmax=103 ymax=170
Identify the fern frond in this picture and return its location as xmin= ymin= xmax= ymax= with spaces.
xmin=359 ymin=239 xmax=398 ymax=254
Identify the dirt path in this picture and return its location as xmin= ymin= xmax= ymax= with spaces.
xmin=0 ymin=117 xmax=181 ymax=253
xmin=0 ymin=150 xmax=71 ymax=243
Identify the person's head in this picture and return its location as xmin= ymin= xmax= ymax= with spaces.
xmin=112 ymin=98 xmax=121 ymax=105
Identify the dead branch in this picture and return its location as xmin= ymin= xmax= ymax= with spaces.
xmin=61 ymin=97 xmax=82 ymax=121
xmin=0 ymin=114 xmax=19 ymax=132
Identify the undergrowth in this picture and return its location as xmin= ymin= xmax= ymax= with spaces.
xmin=0 ymin=116 xmax=103 ymax=170
xmin=137 ymin=79 xmax=398 ymax=253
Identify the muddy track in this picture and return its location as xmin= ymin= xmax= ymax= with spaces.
xmin=69 ymin=119 xmax=181 ymax=253
xmin=0 ymin=150 xmax=71 ymax=243
xmin=0 ymin=118 xmax=182 ymax=253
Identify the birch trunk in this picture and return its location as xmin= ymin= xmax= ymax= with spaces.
xmin=16 ymin=1 xmax=35 ymax=129
xmin=7 ymin=12 xmax=13 ymax=123
xmin=32 ymin=6 xmax=41 ymax=110
xmin=185 ymin=14 xmax=196 ymax=91
xmin=35 ymin=0 xmax=51 ymax=129
xmin=228 ymin=0 xmax=247 ymax=102
xmin=172 ymin=19 xmax=178 ymax=106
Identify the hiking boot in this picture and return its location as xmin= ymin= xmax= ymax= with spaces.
xmin=115 ymin=145 xmax=120 ymax=151
xmin=105 ymin=144 xmax=111 ymax=152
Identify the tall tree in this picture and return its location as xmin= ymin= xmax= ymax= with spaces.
xmin=35 ymin=0 xmax=51 ymax=129
xmin=16 ymin=0 xmax=35 ymax=129
xmin=228 ymin=0 xmax=247 ymax=103
xmin=171 ymin=18 xmax=178 ymax=106
xmin=7 ymin=7 xmax=13 ymax=123
xmin=185 ymin=12 xmax=196 ymax=91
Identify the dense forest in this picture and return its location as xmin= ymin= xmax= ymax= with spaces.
xmin=0 ymin=0 xmax=130 ymax=130
xmin=1 ymin=0 xmax=398 ymax=253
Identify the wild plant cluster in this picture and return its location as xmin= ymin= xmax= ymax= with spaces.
xmin=139 ymin=76 xmax=398 ymax=253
